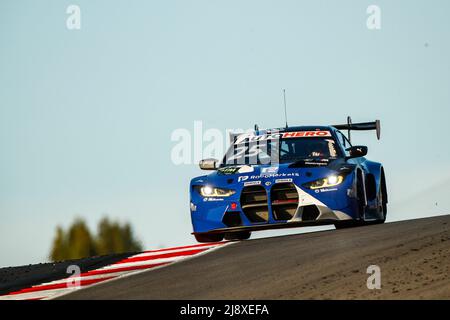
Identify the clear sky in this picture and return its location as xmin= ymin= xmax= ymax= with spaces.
xmin=1 ymin=0 xmax=450 ymax=267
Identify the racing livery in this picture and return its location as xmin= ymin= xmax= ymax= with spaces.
xmin=190 ymin=118 xmax=387 ymax=242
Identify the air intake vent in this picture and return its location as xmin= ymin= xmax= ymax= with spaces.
xmin=222 ymin=212 xmax=242 ymax=227
xmin=240 ymin=186 xmax=269 ymax=223
xmin=270 ymin=183 xmax=299 ymax=220
xmin=301 ymin=205 xmax=320 ymax=221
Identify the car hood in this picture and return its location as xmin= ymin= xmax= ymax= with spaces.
xmin=191 ymin=159 xmax=355 ymax=186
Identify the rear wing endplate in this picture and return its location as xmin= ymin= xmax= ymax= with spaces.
xmin=333 ymin=116 xmax=381 ymax=142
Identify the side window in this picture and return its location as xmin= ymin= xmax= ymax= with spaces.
xmin=337 ymin=131 xmax=345 ymax=147
xmin=337 ymin=132 xmax=351 ymax=157
xmin=343 ymin=135 xmax=352 ymax=149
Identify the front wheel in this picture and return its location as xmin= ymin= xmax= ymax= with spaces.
xmin=194 ymin=233 xmax=224 ymax=243
xmin=373 ymin=179 xmax=387 ymax=224
xmin=335 ymin=174 xmax=366 ymax=229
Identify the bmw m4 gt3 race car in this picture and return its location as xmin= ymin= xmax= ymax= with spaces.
xmin=190 ymin=118 xmax=387 ymax=242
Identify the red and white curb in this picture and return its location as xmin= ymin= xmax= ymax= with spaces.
xmin=0 ymin=242 xmax=229 ymax=300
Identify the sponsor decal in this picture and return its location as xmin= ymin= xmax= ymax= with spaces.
xmin=203 ymin=198 xmax=225 ymax=202
xmin=304 ymin=161 xmax=328 ymax=166
xmin=260 ymin=172 xmax=300 ymax=179
xmin=265 ymin=181 xmax=272 ymax=186
xmin=281 ymin=131 xmax=331 ymax=138
xmin=244 ymin=181 xmax=262 ymax=186
xmin=234 ymin=131 xmax=332 ymax=144
xmin=239 ymin=172 xmax=299 ymax=183
xmin=261 ymin=166 xmax=279 ymax=176
xmin=238 ymin=175 xmax=249 ymax=182
xmin=234 ymin=133 xmax=280 ymax=144
xmin=275 ymin=178 xmax=293 ymax=183
xmin=218 ymin=165 xmax=255 ymax=175
xmin=239 ymin=172 xmax=299 ymax=182
xmin=217 ymin=167 xmax=241 ymax=175
xmin=315 ymin=188 xmax=338 ymax=193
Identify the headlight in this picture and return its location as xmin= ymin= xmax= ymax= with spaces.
xmin=197 ymin=186 xmax=236 ymax=197
xmin=304 ymin=175 xmax=344 ymax=190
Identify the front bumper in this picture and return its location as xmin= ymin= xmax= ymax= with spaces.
xmin=190 ymin=178 xmax=356 ymax=234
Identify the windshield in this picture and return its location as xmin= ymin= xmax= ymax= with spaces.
xmin=222 ymin=133 xmax=340 ymax=166
xmin=279 ymin=137 xmax=339 ymax=161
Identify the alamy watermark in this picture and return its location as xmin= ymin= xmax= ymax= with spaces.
xmin=66 ymin=264 xmax=81 ymax=289
xmin=66 ymin=5 xmax=81 ymax=30
xmin=367 ymin=5 xmax=381 ymax=30
xmin=366 ymin=265 xmax=381 ymax=290
xmin=170 ymin=121 xmax=282 ymax=166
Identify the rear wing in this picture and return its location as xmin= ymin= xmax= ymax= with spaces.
xmin=333 ymin=116 xmax=381 ymax=143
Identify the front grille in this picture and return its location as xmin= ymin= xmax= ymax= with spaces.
xmin=240 ymin=186 xmax=269 ymax=223
xmin=270 ymin=183 xmax=299 ymax=220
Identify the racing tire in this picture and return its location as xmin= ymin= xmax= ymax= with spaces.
xmin=194 ymin=233 xmax=224 ymax=243
xmin=224 ymin=231 xmax=251 ymax=241
xmin=372 ymin=191 xmax=386 ymax=224
xmin=374 ymin=172 xmax=388 ymax=224
xmin=334 ymin=173 xmax=366 ymax=229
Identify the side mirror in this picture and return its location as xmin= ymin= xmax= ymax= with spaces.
xmin=199 ymin=158 xmax=219 ymax=170
xmin=346 ymin=146 xmax=368 ymax=159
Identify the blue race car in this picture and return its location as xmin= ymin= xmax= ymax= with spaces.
xmin=189 ymin=118 xmax=387 ymax=242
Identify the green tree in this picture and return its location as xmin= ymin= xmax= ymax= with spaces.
xmin=49 ymin=226 xmax=69 ymax=261
xmin=95 ymin=217 xmax=142 ymax=255
xmin=66 ymin=218 xmax=96 ymax=260
xmin=49 ymin=217 xmax=142 ymax=261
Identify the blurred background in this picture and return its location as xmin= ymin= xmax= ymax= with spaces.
xmin=1 ymin=0 xmax=449 ymax=266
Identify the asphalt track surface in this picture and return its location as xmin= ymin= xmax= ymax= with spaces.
xmin=61 ymin=215 xmax=450 ymax=299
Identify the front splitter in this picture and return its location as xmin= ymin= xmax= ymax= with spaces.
xmin=192 ymin=218 xmax=348 ymax=235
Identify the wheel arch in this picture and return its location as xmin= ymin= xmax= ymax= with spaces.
xmin=355 ymin=167 xmax=367 ymax=206
xmin=380 ymin=166 xmax=388 ymax=204
xmin=362 ymin=160 xmax=383 ymax=196
xmin=358 ymin=160 xmax=387 ymax=223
